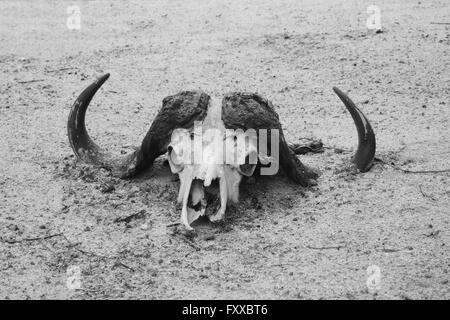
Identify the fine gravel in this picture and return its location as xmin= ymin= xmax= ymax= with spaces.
xmin=0 ymin=0 xmax=449 ymax=299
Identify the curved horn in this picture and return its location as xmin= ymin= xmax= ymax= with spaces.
xmin=68 ymin=73 xmax=110 ymax=166
xmin=68 ymin=73 xmax=147 ymax=178
xmin=68 ymin=74 xmax=210 ymax=178
xmin=333 ymin=87 xmax=376 ymax=172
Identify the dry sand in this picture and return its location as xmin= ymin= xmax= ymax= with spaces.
xmin=0 ymin=0 xmax=449 ymax=299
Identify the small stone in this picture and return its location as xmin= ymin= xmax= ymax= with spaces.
xmin=7 ymin=224 xmax=19 ymax=232
xmin=101 ymin=184 xmax=115 ymax=193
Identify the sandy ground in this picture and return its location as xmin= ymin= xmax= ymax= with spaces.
xmin=0 ymin=0 xmax=449 ymax=299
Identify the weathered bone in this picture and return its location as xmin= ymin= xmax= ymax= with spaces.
xmin=167 ymin=97 xmax=257 ymax=228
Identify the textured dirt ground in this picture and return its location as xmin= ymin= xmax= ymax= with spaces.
xmin=0 ymin=0 xmax=449 ymax=299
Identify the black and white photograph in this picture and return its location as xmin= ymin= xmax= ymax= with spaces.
xmin=0 ymin=0 xmax=448 ymax=302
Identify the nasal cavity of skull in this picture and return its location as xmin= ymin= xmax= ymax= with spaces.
xmin=188 ymin=178 xmax=220 ymax=212
xmin=188 ymin=179 xmax=204 ymax=211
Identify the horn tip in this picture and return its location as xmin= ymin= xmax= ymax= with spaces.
xmin=332 ymin=86 xmax=345 ymax=98
xmin=97 ymin=73 xmax=110 ymax=84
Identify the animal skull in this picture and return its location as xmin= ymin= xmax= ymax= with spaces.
xmin=166 ymin=97 xmax=276 ymax=229
xmin=67 ymin=74 xmax=376 ymax=230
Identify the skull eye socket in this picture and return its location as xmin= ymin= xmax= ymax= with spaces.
xmin=167 ymin=145 xmax=184 ymax=173
xmin=237 ymin=151 xmax=258 ymax=176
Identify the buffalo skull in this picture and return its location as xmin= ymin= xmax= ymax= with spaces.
xmin=68 ymin=74 xmax=375 ymax=230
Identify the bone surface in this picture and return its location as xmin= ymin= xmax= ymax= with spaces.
xmin=168 ymin=96 xmax=241 ymax=228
